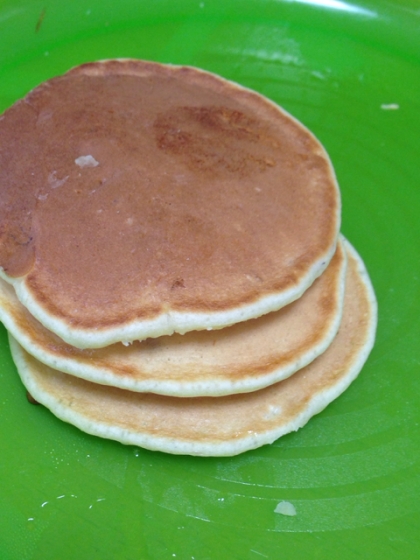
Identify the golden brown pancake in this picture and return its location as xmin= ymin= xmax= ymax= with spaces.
xmin=0 ymin=239 xmax=346 ymax=396
xmin=0 ymin=59 xmax=340 ymax=348
xmin=8 ymin=240 xmax=377 ymax=456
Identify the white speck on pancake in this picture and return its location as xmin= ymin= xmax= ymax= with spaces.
xmin=75 ymin=155 xmax=99 ymax=168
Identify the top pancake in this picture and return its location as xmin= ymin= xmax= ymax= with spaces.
xmin=0 ymin=59 xmax=340 ymax=348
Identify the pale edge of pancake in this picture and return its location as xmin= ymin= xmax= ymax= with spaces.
xmin=7 ymin=239 xmax=377 ymax=456
xmin=0 ymin=60 xmax=341 ymax=349
xmin=0 ymin=238 xmax=347 ymax=397
xmin=0 ymin=238 xmax=339 ymax=349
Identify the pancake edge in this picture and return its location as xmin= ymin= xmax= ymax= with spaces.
xmin=2 ymin=238 xmax=338 ymax=349
xmin=0 ymin=238 xmax=347 ymax=396
xmin=7 ymin=239 xmax=377 ymax=456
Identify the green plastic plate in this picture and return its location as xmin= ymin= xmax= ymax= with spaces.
xmin=1 ymin=0 xmax=419 ymax=558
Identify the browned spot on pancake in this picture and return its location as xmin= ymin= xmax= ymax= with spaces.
xmin=171 ymin=278 xmax=185 ymax=290
xmin=0 ymin=195 xmax=36 ymax=276
xmin=154 ymin=105 xmax=278 ymax=177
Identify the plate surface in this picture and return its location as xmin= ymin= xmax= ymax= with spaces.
xmin=1 ymin=0 xmax=419 ymax=558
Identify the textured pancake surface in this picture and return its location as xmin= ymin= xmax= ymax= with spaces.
xmin=9 ymin=240 xmax=377 ymax=456
xmin=0 ymin=59 xmax=340 ymax=348
xmin=0 ymin=239 xmax=346 ymax=396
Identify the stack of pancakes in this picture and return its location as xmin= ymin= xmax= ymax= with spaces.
xmin=0 ymin=60 xmax=377 ymax=456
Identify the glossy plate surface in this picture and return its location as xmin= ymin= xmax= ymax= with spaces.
xmin=0 ymin=1 xmax=419 ymax=558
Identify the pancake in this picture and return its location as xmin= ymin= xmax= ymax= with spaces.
xmin=0 ymin=59 xmax=340 ymax=349
xmin=8 ymin=239 xmax=377 ymax=456
xmin=0 ymin=238 xmax=346 ymax=397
